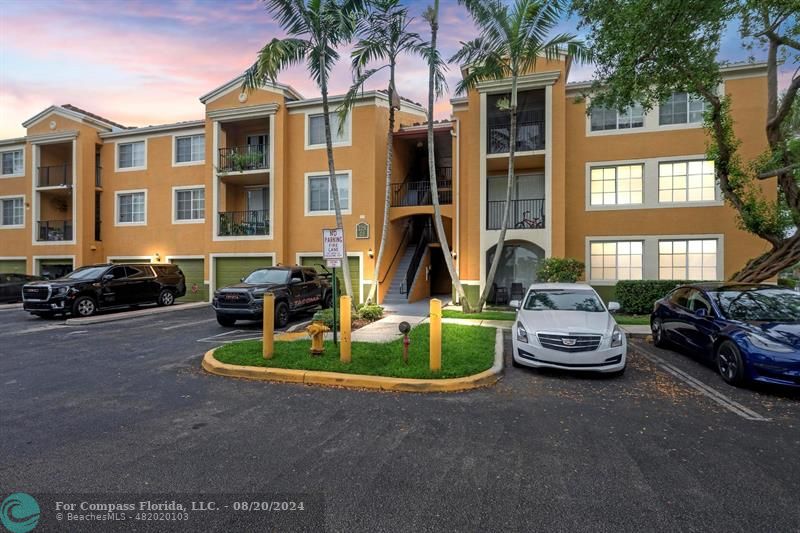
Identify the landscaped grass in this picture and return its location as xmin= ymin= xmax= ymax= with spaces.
xmin=442 ymin=309 xmax=516 ymax=321
xmin=213 ymin=323 xmax=496 ymax=379
xmin=614 ymin=314 xmax=650 ymax=325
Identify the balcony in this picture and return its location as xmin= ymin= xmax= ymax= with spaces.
xmin=38 ymin=165 xmax=72 ymax=187
xmin=218 ymin=144 xmax=269 ymax=173
xmin=218 ymin=210 xmax=269 ymax=236
xmin=391 ymin=169 xmax=453 ymax=207
xmin=37 ymin=220 xmax=73 ymax=241
xmin=487 ymin=120 xmax=545 ymax=154
xmin=486 ymin=198 xmax=545 ymax=230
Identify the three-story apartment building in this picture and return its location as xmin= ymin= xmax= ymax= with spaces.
xmin=0 ymin=56 xmax=773 ymax=306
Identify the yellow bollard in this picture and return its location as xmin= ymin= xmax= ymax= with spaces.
xmin=430 ymin=298 xmax=441 ymax=372
xmin=340 ymin=295 xmax=351 ymax=363
xmin=263 ymin=293 xmax=274 ymax=359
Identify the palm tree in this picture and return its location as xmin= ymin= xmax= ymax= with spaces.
xmin=243 ymin=0 xmax=364 ymax=300
xmin=339 ymin=0 xmax=425 ymax=304
xmin=451 ymin=0 xmax=588 ymax=312
xmin=423 ymin=0 xmax=474 ymax=312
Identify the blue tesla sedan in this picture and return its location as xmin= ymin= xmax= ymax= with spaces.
xmin=650 ymin=284 xmax=800 ymax=388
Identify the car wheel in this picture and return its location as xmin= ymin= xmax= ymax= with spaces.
xmin=274 ymin=301 xmax=290 ymax=329
xmin=73 ymin=296 xmax=97 ymax=317
xmin=716 ymin=340 xmax=746 ymax=386
xmin=322 ymin=292 xmax=333 ymax=309
xmin=216 ymin=315 xmax=236 ymax=327
xmin=651 ymin=317 xmax=668 ymax=348
xmin=157 ymin=289 xmax=175 ymax=307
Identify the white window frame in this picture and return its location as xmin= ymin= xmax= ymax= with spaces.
xmin=0 ymin=195 xmax=25 ymax=228
xmin=589 ymin=104 xmax=644 ymax=132
xmin=658 ymin=238 xmax=720 ymax=281
xmin=304 ymin=170 xmax=352 ymax=216
xmin=589 ymin=240 xmax=644 ymax=282
xmin=172 ymin=186 xmax=205 ymax=224
xmin=0 ymin=147 xmax=25 ymax=178
xmin=658 ymin=159 xmax=717 ymax=204
xmin=304 ymin=111 xmax=352 ymax=150
xmin=115 ymin=139 xmax=147 ymax=172
xmin=172 ymin=130 xmax=205 ymax=167
xmin=114 ymin=189 xmax=148 ymax=226
xmin=659 ymin=92 xmax=708 ymax=126
xmin=589 ymin=163 xmax=644 ymax=206
xmin=584 ymin=234 xmax=724 ymax=285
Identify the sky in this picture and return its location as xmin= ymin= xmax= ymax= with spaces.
xmin=0 ymin=0 xmax=795 ymax=139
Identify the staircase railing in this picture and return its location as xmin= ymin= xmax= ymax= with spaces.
xmin=379 ymin=222 xmax=412 ymax=284
xmin=400 ymin=221 xmax=433 ymax=295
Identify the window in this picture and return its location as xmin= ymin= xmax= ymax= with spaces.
xmin=590 ymin=104 xmax=644 ymax=131
xmin=308 ymin=113 xmax=348 ymax=146
xmin=117 ymin=191 xmax=146 ymax=224
xmin=175 ymin=188 xmax=204 ymax=221
xmin=658 ymin=160 xmax=716 ymax=203
xmin=0 ymin=197 xmax=24 ymax=226
xmin=308 ymin=174 xmax=350 ymax=213
xmin=175 ymin=134 xmax=204 ymax=163
xmin=1 ymin=150 xmax=23 ymax=175
xmin=118 ymin=141 xmax=145 ymax=169
xmin=659 ymin=92 xmax=708 ymax=125
xmin=590 ymin=164 xmax=643 ymax=206
xmin=590 ymin=241 xmax=643 ymax=281
xmin=658 ymin=239 xmax=718 ymax=280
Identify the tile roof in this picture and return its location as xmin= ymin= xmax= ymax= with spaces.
xmin=61 ymin=104 xmax=129 ymax=129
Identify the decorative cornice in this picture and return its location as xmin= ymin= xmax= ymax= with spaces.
xmin=207 ymin=103 xmax=280 ymax=122
xmin=476 ymin=71 xmax=561 ymax=93
xmin=99 ymin=120 xmax=205 ymax=139
xmin=27 ymin=130 xmax=79 ymax=144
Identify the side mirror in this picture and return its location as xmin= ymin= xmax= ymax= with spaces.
xmin=291 ymin=277 xmax=302 ymax=284
xmin=694 ymin=308 xmax=708 ymax=318
xmin=102 ymin=274 xmax=114 ymax=282
xmin=509 ymin=300 xmax=521 ymax=310
xmin=608 ymin=301 xmax=621 ymax=313
xmin=240 ymin=277 xmax=245 ymax=283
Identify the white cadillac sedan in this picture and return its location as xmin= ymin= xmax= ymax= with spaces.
xmin=510 ymin=283 xmax=626 ymax=375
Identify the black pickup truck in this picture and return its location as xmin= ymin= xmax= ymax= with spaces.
xmin=212 ymin=266 xmax=335 ymax=327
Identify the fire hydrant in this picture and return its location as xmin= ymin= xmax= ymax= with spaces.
xmin=306 ymin=321 xmax=330 ymax=356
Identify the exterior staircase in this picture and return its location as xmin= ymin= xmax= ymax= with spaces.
xmin=382 ymin=246 xmax=417 ymax=304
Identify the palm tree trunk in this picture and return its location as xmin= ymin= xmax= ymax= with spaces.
xmin=479 ymin=73 xmax=518 ymax=311
xmin=366 ymin=67 xmax=397 ymax=305
xmin=426 ymin=0 xmax=472 ymax=312
xmin=320 ymin=72 xmax=354 ymax=301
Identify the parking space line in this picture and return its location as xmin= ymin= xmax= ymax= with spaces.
xmin=634 ymin=343 xmax=770 ymax=422
xmin=1 ymin=324 xmax=70 ymax=336
xmin=162 ymin=318 xmax=217 ymax=331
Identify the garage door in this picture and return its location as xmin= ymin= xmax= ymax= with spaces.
xmin=170 ymin=258 xmax=207 ymax=302
xmin=0 ymin=260 xmax=26 ymax=275
xmin=301 ymin=256 xmax=360 ymax=303
xmin=215 ymin=256 xmax=273 ymax=291
xmin=38 ymin=258 xmax=73 ymax=279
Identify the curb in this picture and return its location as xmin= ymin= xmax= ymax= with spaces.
xmin=66 ymin=301 xmax=209 ymax=325
xmin=0 ymin=303 xmax=23 ymax=311
xmin=202 ymin=328 xmax=505 ymax=393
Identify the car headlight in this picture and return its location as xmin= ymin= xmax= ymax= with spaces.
xmin=611 ymin=325 xmax=623 ymax=347
xmin=53 ymin=286 xmax=68 ymax=296
xmin=516 ymin=321 xmax=528 ymax=343
xmin=747 ymin=333 xmax=793 ymax=353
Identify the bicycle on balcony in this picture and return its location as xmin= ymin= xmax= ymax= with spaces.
xmin=514 ymin=210 xmax=544 ymax=229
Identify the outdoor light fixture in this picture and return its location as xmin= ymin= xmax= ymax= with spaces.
xmin=152 ymin=253 xmax=160 ymax=263
xmin=368 ymin=248 xmax=374 ymax=258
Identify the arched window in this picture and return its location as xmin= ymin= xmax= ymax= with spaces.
xmin=486 ymin=241 xmax=544 ymax=303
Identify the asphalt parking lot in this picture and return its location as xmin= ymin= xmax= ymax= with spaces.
xmin=1 ymin=304 xmax=799 ymax=532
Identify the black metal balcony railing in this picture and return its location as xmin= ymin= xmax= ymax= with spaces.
xmin=218 ymin=144 xmax=269 ymax=172
xmin=37 ymin=220 xmax=73 ymax=241
xmin=486 ymin=198 xmax=546 ymax=230
xmin=391 ymin=179 xmax=453 ymax=207
xmin=218 ymin=210 xmax=270 ymax=236
xmin=38 ymin=165 xmax=71 ymax=187
xmin=487 ymin=121 xmax=545 ymax=154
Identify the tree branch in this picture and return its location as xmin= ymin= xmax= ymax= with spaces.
xmin=757 ymin=163 xmax=800 ymax=180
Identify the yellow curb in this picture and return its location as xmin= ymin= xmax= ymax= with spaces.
xmin=201 ymin=328 xmax=504 ymax=393
xmin=274 ymin=331 xmax=309 ymax=341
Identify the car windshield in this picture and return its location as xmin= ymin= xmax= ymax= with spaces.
xmin=713 ymin=288 xmax=800 ymax=322
xmin=523 ymin=289 xmax=605 ymax=312
xmin=63 ymin=266 xmax=108 ymax=280
xmin=243 ymin=269 xmax=288 ymax=285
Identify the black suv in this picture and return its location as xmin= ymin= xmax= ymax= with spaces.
xmin=22 ymin=263 xmax=186 ymax=318
xmin=213 ymin=266 xmax=334 ymax=327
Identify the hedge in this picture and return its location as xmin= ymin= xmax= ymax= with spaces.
xmin=615 ymin=280 xmax=697 ymax=315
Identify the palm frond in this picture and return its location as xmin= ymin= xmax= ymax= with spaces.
xmin=242 ymin=37 xmax=309 ymax=92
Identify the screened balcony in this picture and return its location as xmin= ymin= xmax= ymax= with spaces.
xmin=486 ymin=88 xmax=546 ymax=154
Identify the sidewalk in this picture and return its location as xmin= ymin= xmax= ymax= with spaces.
xmin=620 ymin=324 xmax=650 ymax=337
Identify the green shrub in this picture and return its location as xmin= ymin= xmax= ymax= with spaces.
xmin=778 ymin=278 xmax=797 ymax=289
xmin=358 ymin=304 xmax=384 ymax=322
xmin=312 ymin=308 xmax=339 ymax=329
xmin=537 ymin=257 xmax=585 ymax=283
xmin=615 ymin=280 xmax=696 ymax=314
